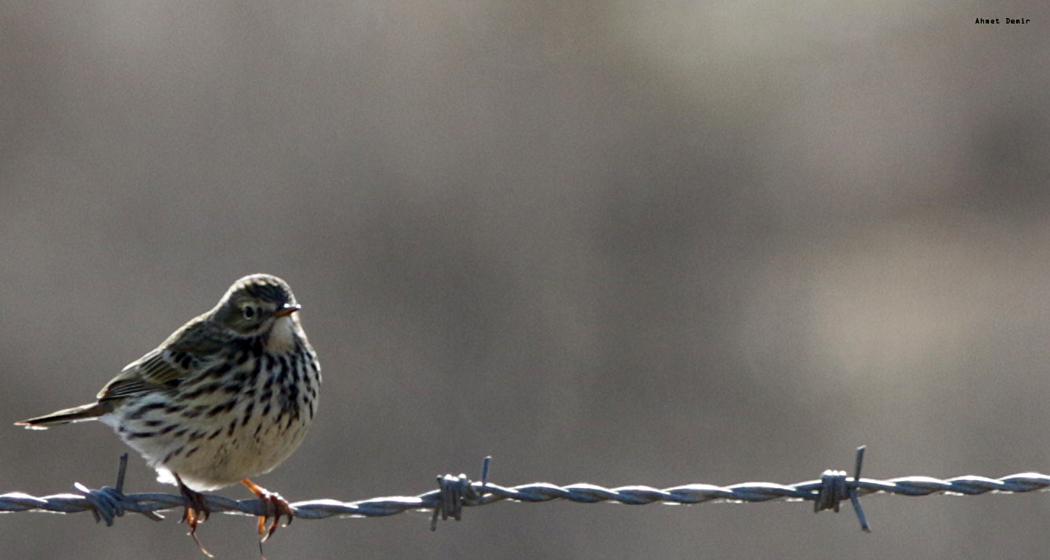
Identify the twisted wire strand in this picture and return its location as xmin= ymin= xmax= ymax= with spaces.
xmin=3 ymin=448 xmax=1048 ymax=531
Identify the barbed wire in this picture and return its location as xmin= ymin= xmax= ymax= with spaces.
xmin=3 ymin=447 xmax=1050 ymax=534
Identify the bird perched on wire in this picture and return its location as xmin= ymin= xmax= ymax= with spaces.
xmin=16 ymin=273 xmax=322 ymax=554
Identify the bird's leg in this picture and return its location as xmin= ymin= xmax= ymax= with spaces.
xmin=242 ymin=478 xmax=294 ymax=542
xmin=174 ymin=474 xmax=213 ymax=557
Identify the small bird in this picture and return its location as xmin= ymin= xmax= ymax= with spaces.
xmin=16 ymin=274 xmax=321 ymax=552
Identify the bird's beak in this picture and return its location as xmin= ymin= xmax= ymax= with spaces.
xmin=274 ymin=303 xmax=301 ymax=318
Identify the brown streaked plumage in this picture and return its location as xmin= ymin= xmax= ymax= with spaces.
xmin=16 ymin=274 xmax=321 ymax=552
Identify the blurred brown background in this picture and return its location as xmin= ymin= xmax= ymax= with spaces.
xmin=3 ymin=1 xmax=1050 ymax=559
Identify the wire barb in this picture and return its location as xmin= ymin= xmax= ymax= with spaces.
xmin=850 ymin=446 xmax=871 ymax=532
xmin=811 ymin=446 xmax=869 ymax=531
xmin=430 ymin=456 xmax=490 ymax=530
xmin=72 ymin=452 xmax=163 ymax=526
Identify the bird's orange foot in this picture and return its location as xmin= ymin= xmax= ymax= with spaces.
xmin=175 ymin=474 xmax=213 ymax=557
xmin=241 ymin=478 xmax=294 ymax=542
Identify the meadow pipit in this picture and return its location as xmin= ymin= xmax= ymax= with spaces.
xmin=16 ymin=274 xmax=321 ymax=551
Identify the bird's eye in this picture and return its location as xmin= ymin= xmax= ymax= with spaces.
xmin=243 ymin=306 xmax=257 ymax=320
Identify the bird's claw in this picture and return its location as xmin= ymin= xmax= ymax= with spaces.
xmin=175 ymin=474 xmax=213 ymax=557
xmin=242 ymin=479 xmax=294 ymax=542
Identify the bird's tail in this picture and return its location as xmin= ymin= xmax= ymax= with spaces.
xmin=15 ymin=402 xmax=109 ymax=430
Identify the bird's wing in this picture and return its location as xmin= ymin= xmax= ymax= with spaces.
xmin=97 ymin=318 xmax=227 ymax=400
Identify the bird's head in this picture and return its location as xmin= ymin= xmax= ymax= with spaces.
xmin=213 ymin=274 xmax=301 ymax=336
